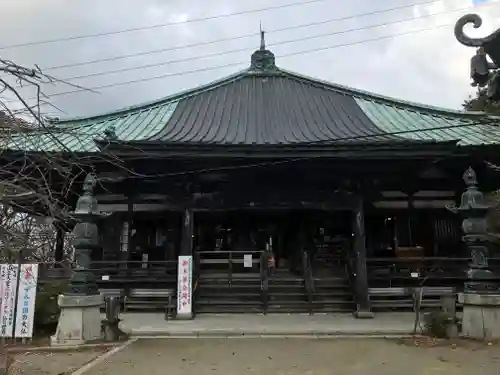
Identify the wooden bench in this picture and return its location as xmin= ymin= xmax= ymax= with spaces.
xmin=123 ymin=288 xmax=175 ymax=320
xmin=368 ymin=287 xmax=456 ymax=310
xmin=369 ymin=287 xmax=407 ymax=296
xmin=368 ymin=287 xmax=411 ymax=309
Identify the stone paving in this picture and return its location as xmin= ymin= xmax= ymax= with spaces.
xmin=83 ymin=338 xmax=500 ymax=375
xmin=116 ymin=312 xmax=418 ymax=336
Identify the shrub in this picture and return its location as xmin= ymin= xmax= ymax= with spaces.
xmin=423 ymin=311 xmax=455 ymax=339
xmin=34 ymin=280 xmax=68 ymax=337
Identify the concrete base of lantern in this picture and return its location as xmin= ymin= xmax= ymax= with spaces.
xmin=458 ymin=292 xmax=500 ymax=340
xmin=51 ymin=294 xmax=103 ymax=346
xmin=353 ymin=309 xmax=375 ymax=319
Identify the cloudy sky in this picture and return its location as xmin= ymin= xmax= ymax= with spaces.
xmin=1 ymin=0 xmax=500 ymax=118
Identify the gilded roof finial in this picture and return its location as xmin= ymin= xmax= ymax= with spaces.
xmin=260 ymin=22 xmax=265 ymax=51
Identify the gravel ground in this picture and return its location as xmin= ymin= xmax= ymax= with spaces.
xmin=84 ymin=338 xmax=500 ymax=375
xmin=10 ymin=348 xmax=108 ymax=375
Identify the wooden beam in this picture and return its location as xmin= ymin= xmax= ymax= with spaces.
xmin=412 ymin=200 xmax=455 ymax=209
xmin=413 ymin=190 xmax=455 ymax=197
xmin=95 ymin=194 xmax=170 ymax=202
xmin=98 ymin=203 xmax=181 ymax=212
xmin=373 ymin=201 xmax=409 ymax=209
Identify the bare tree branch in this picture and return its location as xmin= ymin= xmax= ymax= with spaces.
xmin=0 ymin=59 xmax=101 ymax=262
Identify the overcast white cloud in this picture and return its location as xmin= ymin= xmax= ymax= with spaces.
xmin=1 ymin=0 xmax=500 ymax=117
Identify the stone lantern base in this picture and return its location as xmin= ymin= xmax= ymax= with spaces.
xmin=458 ymin=292 xmax=500 ymax=340
xmin=51 ymin=294 xmax=103 ymax=346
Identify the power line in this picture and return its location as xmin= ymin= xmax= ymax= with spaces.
xmin=3 ymin=21 xmax=458 ymax=104
xmin=109 ymin=120 xmax=499 ymax=179
xmin=0 ymin=0 xmax=332 ymax=50
xmin=14 ymin=119 xmax=494 ymax=177
xmin=42 ymin=0 xmax=444 ymax=71
xmin=58 ymin=3 xmax=485 ymax=83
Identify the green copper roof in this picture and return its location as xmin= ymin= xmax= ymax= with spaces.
xmin=6 ymin=46 xmax=500 ymax=152
xmin=8 ymin=101 xmax=178 ymax=152
xmin=354 ymin=98 xmax=500 ymax=146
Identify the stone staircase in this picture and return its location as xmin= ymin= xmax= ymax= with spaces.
xmin=195 ymin=267 xmax=354 ymax=314
xmin=195 ymin=272 xmax=263 ymax=313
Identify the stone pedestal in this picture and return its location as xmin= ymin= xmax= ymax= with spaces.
xmin=353 ymin=309 xmax=374 ymax=319
xmin=458 ymin=292 xmax=500 ymax=340
xmin=51 ymin=294 xmax=103 ymax=346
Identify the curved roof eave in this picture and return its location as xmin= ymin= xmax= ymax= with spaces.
xmin=277 ymin=68 xmax=500 ymax=121
xmin=27 ymin=40 xmax=500 ymax=150
xmin=49 ymin=68 xmax=252 ymax=125
xmin=47 ymin=65 xmax=500 ymax=126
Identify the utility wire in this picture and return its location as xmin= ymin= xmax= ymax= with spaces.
xmin=105 ymin=120 xmax=499 ymax=179
xmin=4 ymin=0 xmax=497 ymax=105
xmin=57 ymin=3 xmax=487 ymax=83
xmin=42 ymin=0 xmax=447 ymax=71
xmin=15 ymin=117 xmax=492 ymax=178
xmin=0 ymin=0 xmax=338 ymax=50
xmin=2 ymin=21 xmax=461 ymax=104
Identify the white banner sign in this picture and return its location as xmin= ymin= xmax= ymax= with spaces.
xmin=14 ymin=264 xmax=38 ymax=338
xmin=0 ymin=264 xmax=19 ymax=338
xmin=243 ymin=254 xmax=253 ymax=268
xmin=177 ymin=255 xmax=193 ymax=317
xmin=0 ymin=264 xmax=39 ymax=338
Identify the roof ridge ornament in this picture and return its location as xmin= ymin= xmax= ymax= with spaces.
xmin=250 ymin=24 xmax=276 ymax=72
xmin=260 ymin=22 xmax=266 ymax=50
xmin=103 ymin=125 xmax=118 ymax=141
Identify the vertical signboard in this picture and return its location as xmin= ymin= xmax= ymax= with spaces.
xmin=0 ymin=264 xmax=38 ymax=339
xmin=244 ymin=254 xmax=253 ymax=268
xmin=177 ymin=255 xmax=193 ymax=318
xmin=0 ymin=264 xmax=19 ymax=338
xmin=14 ymin=264 xmax=38 ymax=338
xmin=0 ymin=265 xmax=6 ymax=337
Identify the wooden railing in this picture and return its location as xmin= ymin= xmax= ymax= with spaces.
xmin=192 ymin=253 xmax=201 ymax=317
xmin=366 ymin=257 xmax=500 ymax=289
xmin=301 ymin=250 xmax=314 ymax=314
xmin=38 ymin=260 xmax=179 ymax=288
xmin=260 ymin=252 xmax=269 ymax=314
xmin=197 ymin=249 xmax=268 ymax=313
xmin=196 ymin=249 xmax=264 ymax=282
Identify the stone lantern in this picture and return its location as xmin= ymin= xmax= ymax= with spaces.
xmin=447 ymin=167 xmax=500 ymax=339
xmin=51 ymin=173 xmax=105 ymax=345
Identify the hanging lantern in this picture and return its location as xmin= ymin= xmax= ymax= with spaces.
xmin=470 ymin=49 xmax=490 ymax=87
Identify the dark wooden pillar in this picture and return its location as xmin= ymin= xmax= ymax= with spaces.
xmin=126 ymin=197 xmax=134 ymax=258
xmin=54 ymin=223 xmax=65 ymax=265
xmin=177 ymin=207 xmax=195 ymax=320
xmin=118 ymin=196 xmax=134 ymax=268
xmin=180 ymin=208 xmax=194 ymax=256
xmin=352 ymin=197 xmax=373 ymax=318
